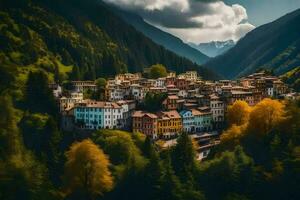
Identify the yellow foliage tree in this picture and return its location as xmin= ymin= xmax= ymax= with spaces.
xmin=248 ymin=98 xmax=285 ymax=136
xmin=221 ymin=124 xmax=247 ymax=147
xmin=63 ymin=139 xmax=113 ymax=198
xmin=227 ymin=100 xmax=251 ymax=126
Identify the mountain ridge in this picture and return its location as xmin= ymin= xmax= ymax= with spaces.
xmin=188 ymin=40 xmax=235 ymax=58
xmin=110 ymin=6 xmax=210 ymax=65
xmin=0 ymin=0 xmax=219 ymax=84
xmin=205 ymin=8 xmax=300 ymax=79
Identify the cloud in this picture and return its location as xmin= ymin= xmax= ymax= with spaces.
xmin=104 ymin=0 xmax=255 ymax=43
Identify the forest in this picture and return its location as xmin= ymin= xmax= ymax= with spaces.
xmin=0 ymin=67 xmax=300 ymax=200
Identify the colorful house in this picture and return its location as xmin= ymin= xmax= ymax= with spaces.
xmin=162 ymin=95 xmax=179 ymax=110
xmin=132 ymin=111 xmax=158 ymax=139
xmin=192 ymin=109 xmax=213 ymax=132
xmin=157 ymin=110 xmax=182 ymax=138
xmin=179 ymin=110 xmax=194 ymax=133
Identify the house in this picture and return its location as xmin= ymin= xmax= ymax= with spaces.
xmin=155 ymin=78 xmax=166 ymax=88
xmin=72 ymin=81 xmax=97 ymax=92
xmin=117 ymin=100 xmax=136 ymax=130
xmin=178 ymin=71 xmax=198 ymax=81
xmin=107 ymin=84 xmax=126 ymax=101
xmin=59 ymin=92 xmax=83 ymax=111
xmin=73 ymin=100 xmax=123 ymax=130
xmin=192 ymin=109 xmax=213 ymax=132
xmin=162 ymin=95 xmax=179 ymax=110
xmin=132 ymin=111 xmax=158 ymax=139
xmin=176 ymin=78 xmax=189 ymax=90
xmin=210 ymin=94 xmax=224 ymax=129
xmin=157 ymin=110 xmax=182 ymax=139
xmin=180 ymin=110 xmax=194 ymax=133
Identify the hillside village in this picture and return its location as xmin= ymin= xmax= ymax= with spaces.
xmin=51 ymin=71 xmax=296 ymax=159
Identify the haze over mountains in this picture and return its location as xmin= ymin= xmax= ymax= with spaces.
xmin=188 ymin=40 xmax=235 ymax=58
xmin=205 ymin=8 xmax=300 ymax=79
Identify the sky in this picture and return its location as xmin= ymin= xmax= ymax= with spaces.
xmin=104 ymin=0 xmax=300 ymax=43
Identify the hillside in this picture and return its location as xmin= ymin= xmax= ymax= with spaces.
xmin=111 ymin=6 xmax=210 ymax=65
xmin=0 ymin=0 xmax=218 ymax=86
xmin=189 ymin=40 xmax=235 ymax=58
xmin=281 ymin=66 xmax=300 ymax=92
xmin=205 ymin=9 xmax=300 ymax=79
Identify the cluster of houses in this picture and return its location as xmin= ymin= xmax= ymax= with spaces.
xmin=51 ymin=71 xmax=292 ymax=140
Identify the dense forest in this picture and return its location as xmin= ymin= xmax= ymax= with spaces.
xmin=1 ymin=66 xmax=300 ymax=200
xmin=0 ymin=0 xmax=218 ymax=84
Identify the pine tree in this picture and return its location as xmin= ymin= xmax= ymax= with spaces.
xmin=171 ymin=132 xmax=196 ymax=183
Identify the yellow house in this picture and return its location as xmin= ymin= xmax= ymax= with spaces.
xmin=157 ymin=110 xmax=182 ymax=139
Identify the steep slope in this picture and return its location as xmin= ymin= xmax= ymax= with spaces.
xmin=281 ymin=66 xmax=300 ymax=92
xmin=111 ymin=6 xmax=210 ymax=65
xmin=205 ymin=9 xmax=300 ymax=79
xmin=0 ymin=0 xmax=218 ymax=84
xmin=189 ymin=40 xmax=235 ymax=58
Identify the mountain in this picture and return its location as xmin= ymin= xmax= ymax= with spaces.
xmin=111 ymin=6 xmax=210 ymax=65
xmin=0 ymin=0 xmax=219 ymax=85
xmin=281 ymin=66 xmax=300 ymax=92
xmin=189 ymin=40 xmax=235 ymax=58
xmin=205 ymin=9 xmax=300 ymax=79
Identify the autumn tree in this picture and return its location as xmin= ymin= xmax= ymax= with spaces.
xmin=248 ymin=98 xmax=285 ymax=136
xmin=149 ymin=64 xmax=168 ymax=79
xmin=227 ymin=100 xmax=251 ymax=126
xmin=220 ymin=124 xmax=247 ymax=150
xmin=63 ymin=139 xmax=113 ymax=199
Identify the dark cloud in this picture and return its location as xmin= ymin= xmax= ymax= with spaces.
xmin=103 ymin=0 xmax=255 ymax=42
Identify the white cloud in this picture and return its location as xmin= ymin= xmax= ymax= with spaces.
xmin=104 ymin=0 xmax=255 ymax=43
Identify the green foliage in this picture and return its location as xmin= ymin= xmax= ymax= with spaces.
xmin=24 ymin=71 xmax=57 ymax=115
xmin=171 ymin=132 xmax=197 ymax=183
xmin=149 ymin=64 xmax=168 ymax=79
xmin=142 ymin=92 xmax=167 ymax=112
xmin=198 ymin=146 xmax=255 ymax=200
xmin=281 ymin=66 xmax=300 ymax=92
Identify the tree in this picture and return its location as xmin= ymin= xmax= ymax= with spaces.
xmin=95 ymin=78 xmax=107 ymax=100
xmin=24 ymin=71 xmax=57 ymax=115
xmin=227 ymin=100 xmax=251 ymax=126
xmin=149 ymin=64 xmax=168 ymax=79
xmin=70 ymin=65 xmax=80 ymax=81
xmin=220 ymin=124 xmax=246 ymax=149
xmin=0 ymin=95 xmax=50 ymax=200
xmin=171 ymin=133 xmax=197 ymax=183
xmin=143 ymin=92 xmax=167 ymax=112
xmin=142 ymin=147 xmax=164 ymax=200
xmin=248 ymin=98 xmax=285 ymax=136
xmin=63 ymin=139 xmax=113 ymax=199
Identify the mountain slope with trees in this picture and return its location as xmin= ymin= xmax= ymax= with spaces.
xmin=0 ymin=0 xmax=218 ymax=85
xmin=112 ymin=6 xmax=210 ymax=65
xmin=205 ymin=9 xmax=300 ymax=79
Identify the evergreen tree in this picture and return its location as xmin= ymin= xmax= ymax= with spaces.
xmin=25 ymin=71 xmax=57 ymax=115
xmin=70 ymin=65 xmax=80 ymax=81
xmin=171 ymin=132 xmax=197 ymax=183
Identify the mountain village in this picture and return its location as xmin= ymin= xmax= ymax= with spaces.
xmin=50 ymin=71 xmax=296 ymax=159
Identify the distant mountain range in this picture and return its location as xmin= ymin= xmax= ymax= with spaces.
xmin=111 ymin=6 xmax=210 ymax=65
xmin=205 ymin=8 xmax=300 ymax=79
xmin=188 ymin=40 xmax=235 ymax=58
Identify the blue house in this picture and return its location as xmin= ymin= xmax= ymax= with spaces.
xmin=179 ymin=110 xmax=194 ymax=133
